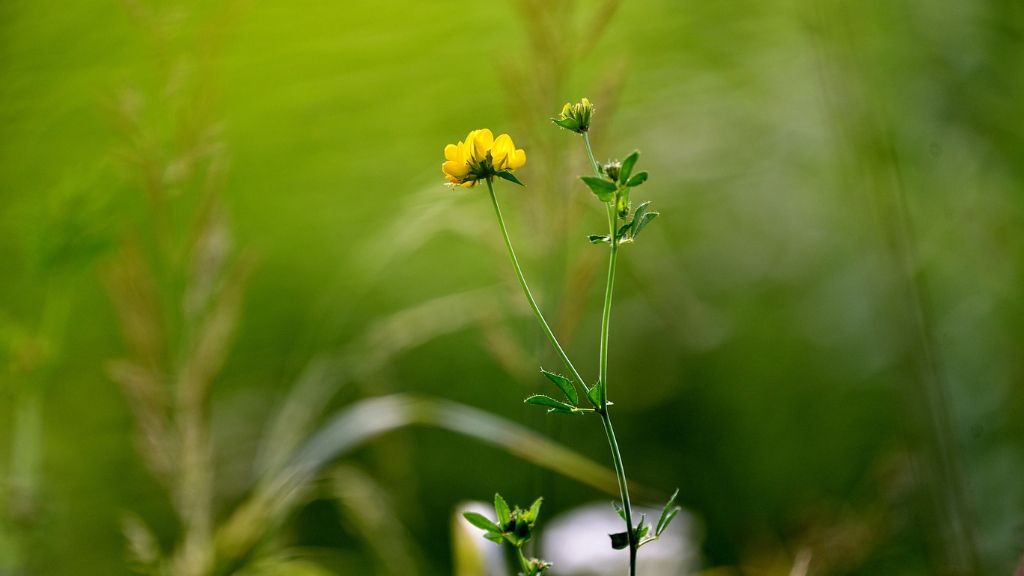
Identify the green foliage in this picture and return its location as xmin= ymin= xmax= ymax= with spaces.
xmin=625 ymin=171 xmax=648 ymax=188
xmin=461 ymin=512 xmax=498 ymax=534
xmin=617 ymin=201 xmax=659 ymax=244
xmin=655 ymin=489 xmax=681 ymax=538
xmin=580 ymin=176 xmax=617 ymax=202
xmin=463 ymin=495 xmax=551 ymax=574
xmin=618 ymin=151 xmax=640 ymax=185
xmin=623 ymin=489 xmax=683 ymax=550
xmin=494 ymin=493 xmax=512 ymax=528
xmin=541 ymin=368 xmax=578 ymax=405
xmin=587 ymin=380 xmax=604 ymax=409
xmin=496 ymin=171 xmax=525 ymax=186
xmin=524 ymin=394 xmax=577 ymax=414
xmin=552 ymin=117 xmax=582 ymax=132
xmin=583 ymin=150 xmax=655 ymax=250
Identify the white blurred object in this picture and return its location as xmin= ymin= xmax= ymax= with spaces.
xmin=540 ymin=502 xmax=699 ymax=576
xmin=454 ymin=501 xmax=510 ymax=576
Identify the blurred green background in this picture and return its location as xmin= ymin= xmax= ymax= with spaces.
xmin=1 ymin=0 xmax=1022 ymax=574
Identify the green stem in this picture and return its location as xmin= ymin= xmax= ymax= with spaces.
xmin=583 ymin=132 xmax=601 ymax=174
xmin=486 ymin=179 xmax=587 ymax=390
xmin=599 ymin=202 xmax=618 ymax=406
xmin=584 ymin=133 xmax=637 ymax=576
xmin=516 ymin=547 xmax=531 ymax=575
xmin=601 ymin=411 xmax=636 ymax=574
xmin=486 ymin=132 xmax=638 ymax=575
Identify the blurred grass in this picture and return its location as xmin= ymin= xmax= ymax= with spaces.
xmin=2 ymin=0 xmax=1023 ymax=574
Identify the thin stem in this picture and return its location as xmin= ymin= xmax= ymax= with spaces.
xmin=584 ymin=133 xmax=637 ymax=575
xmin=599 ymin=202 xmax=618 ymax=406
xmin=601 ymin=411 xmax=636 ymax=574
xmin=583 ymin=132 xmax=601 ymax=174
xmin=486 ymin=179 xmax=587 ymax=390
xmin=516 ymin=547 xmax=531 ymax=575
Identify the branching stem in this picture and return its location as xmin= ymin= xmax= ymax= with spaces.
xmin=485 ymin=130 xmax=639 ymax=576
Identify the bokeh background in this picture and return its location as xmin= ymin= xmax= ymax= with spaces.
xmin=1 ymin=0 xmax=1022 ymax=574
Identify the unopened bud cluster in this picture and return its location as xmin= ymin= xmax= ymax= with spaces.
xmin=552 ymin=97 xmax=594 ymax=133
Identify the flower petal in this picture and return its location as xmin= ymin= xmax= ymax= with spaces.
xmin=493 ymin=134 xmax=513 ymax=152
xmin=470 ymin=128 xmax=494 ymax=160
xmin=491 ymin=134 xmax=513 ymax=170
xmin=509 ymin=148 xmax=526 ymax=170
xmin=445 ymin=143 xmax=460 ymax=161
xmin=443 ymin=160 xmax=470 ymax=178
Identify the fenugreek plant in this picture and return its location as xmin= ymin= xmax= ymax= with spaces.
xmin=447 ymin=100 xmax=680 ymax=575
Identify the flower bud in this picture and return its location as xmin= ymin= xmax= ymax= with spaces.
xmin=616 ymin=188 xmax=631 ymax=218
xmin=602 ymin=160 xmax=621 ymax=182
xmin=552 ymin=97 xmax=595 ymax=133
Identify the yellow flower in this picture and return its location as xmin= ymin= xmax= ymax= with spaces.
xmin=492 ymin=134 xmax=526 ymax=171
xmin=441 ymin=128 xmax=526 ymax=187
xmin=442 ymin=143 xmax=472 ymax=185
xmin=466 ymin=128 xmax=494 ymax=163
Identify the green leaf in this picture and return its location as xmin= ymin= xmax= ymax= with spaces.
xmin=588 ymin=234 xmax=610 ymax=244
xmin=552 ymin=117 xmax=580 ymax=132
xmin=609 ymin=531 xmax=630 ymax=550
xmin=612 ymin=501 xmax=627 ymax=522
xmin=625 ymin=171 xmax=648 ymax=187
xmin=631 ymin=201 xmax=650 ymax=223
xmin=635 ymin=515 xmax=649 ymax=540
xmin=617 ymin=202 xmax=658 ymax=244
xmin=657 ymin=508 xmax=679 ymax=536
xmin=635 ymin=211 xmax=658 ymax=233
xmin=483 ymin=532 xmax=504 ymax=544
xmin=525 ymin=394 xmax=576 ymax=414
xmin=616 ymin=222 xmax=633 ymax=242
xmin=541 ymin=369 xmax=578 ymax=405
xmin=524 ymin=497 xmax=543 ymax=524
xmin=580 ymin=176 xmax=616 ymax=202
xmin=632 ymin=206 xmax=658 ymax=239
xmin=619 ymin=151 xmax=640 ymax=184
xmin=586 ymin=381 xmax=604 ymax=409
xmin=656 ymin=488 xmax=681 ymax=536
xmin=494 ymin=493 xmax=511 ymax=528
xmin=496 ymin=171 xmax=524 ymax=186
xmin=463 ymin=512 xmax=500 ymax=534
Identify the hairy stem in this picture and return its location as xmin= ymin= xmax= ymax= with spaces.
xmin=486 ymin=179 xmax=587 ymax=390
